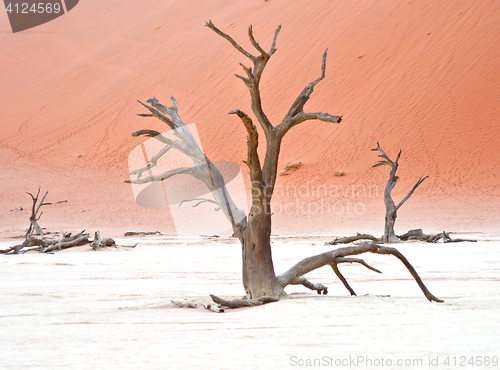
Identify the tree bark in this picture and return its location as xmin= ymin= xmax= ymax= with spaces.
xmin=241 ymin=211 xmax=284 ymax=299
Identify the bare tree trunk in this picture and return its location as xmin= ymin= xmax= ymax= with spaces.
xmin=242 ymin=210 xmax=284 ymax=298
xmin=383 ymin=195 xmax=399 ymax=243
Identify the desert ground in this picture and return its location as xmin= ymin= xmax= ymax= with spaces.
xmin=1 ymin=0 xmax=499 ymax=369
xmin=1 ymin=235 xmax=500 ymax=370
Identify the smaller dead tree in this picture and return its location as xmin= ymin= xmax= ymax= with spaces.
xmin=1 ymin=190 xmax=131 ymax=254
xmin=26 ymin=188 xmax=50 ymax=237
xmin=372 ymin=143 xmax=428 ymax=243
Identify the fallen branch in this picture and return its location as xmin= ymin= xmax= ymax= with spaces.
xmin=124 ymin=231 xmax=162 ymax=237
xmin=210 ymin=294 xmax=279 ymax=308
xmin=171 ymin=300 xmax=197 ymax=308
xmin=325 ymin=233 xmax=380 ymax=245
xmin=90 ymin=231 xmax=116 ymax=250
xmin=327 ymin=229 xmax=478 ymax=244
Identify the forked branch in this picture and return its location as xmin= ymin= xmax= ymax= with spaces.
xmin=277 ymin=243 xmax=443 ymax=302
xmin=277 ymin=50 xmax=342 ymax=137
xmin=396 ymin=176 xmax=429 ymax=210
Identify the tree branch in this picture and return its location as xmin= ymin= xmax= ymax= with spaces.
xmin=325 ymin=234 xmax=381 ymax=245
xmin=335 ymin=256 xmax=383 ymax=274
xmin=205 ymin=20 xmax=254 ymax=60
xmin=396 ymin=176 xmax=429 ymax=210
xmin=290 ymin=276 xmax=328 ymax=295
xmin=179 ymin=198 xmax=221 ymax=211
xmin=286 ymin=112 xmax=342 ymax=128
xmin=129 ymin=143 xmax=172 ymax=179
xmin=137 ymin=100 xmax=176 ymax=130
xmin=207 ymin=21 xmax=275 ymax=133
xmin=210 ymin=294 xmax=278 ymax=308
xmin=372 ymin=246 xmax=443 ymax=302
xmin=228 ymin=110 xmax=262 ymax=175
xmin=126 ymin=166 xmax=199 ymax=184
xmin=330 ymin=262 xmax=356 ymax=296
xmin=277 ymin=243 xmax=443 ymax=302
xmin=129 ymin=96 xmax=248 ymax=238
xmin=248 ymin=25 xmax=267 ymax=56
xmin=277 ymin=50 xmax=341 ymax=137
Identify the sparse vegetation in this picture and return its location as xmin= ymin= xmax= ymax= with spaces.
xmin=279 ymin=161 xmax=302 ymax=176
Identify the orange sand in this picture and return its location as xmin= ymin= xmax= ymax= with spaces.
xmin=0 ymin=0 xmax=499 ymax=238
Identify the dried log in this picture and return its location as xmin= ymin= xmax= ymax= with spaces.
xmin=90 ymin=231 xmax=116 ymax=250
xmin=0 ymin=246 xmax=16 ymax=254
xmin=203 ymin=303 xmax=225 ymax=313
xmin=325 ymin=233 xmax=381 ymax=245
xmin=398 ymin=229 xmax=440 ymax=242
xmin=1 ymin=237 xmax=48 ymax=254
xmin=124 ymin=231 xmax=161 ymax=236
xmin=171 ymin=300 xmax=197 ymax=308
xmin=442 ymin=231 xmax=477 ymax=243
xmin=210 ymin=294 xmax=279 ymax=308
xmin=397 ymin=229 xmax=477 ymax=243
xmin=42 ymin=234 xmax=91 ymax=253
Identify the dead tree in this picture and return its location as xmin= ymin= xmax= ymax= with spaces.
xmin=127 ymin=22 xmax=442 ymax=305
xmin=26 ymin=188 xmax=50 ymax=237
xmin=372 ymin=143 xmax=428 ymax=243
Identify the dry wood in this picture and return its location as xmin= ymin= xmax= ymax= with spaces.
xmin=210 ymin=294 xmax=279 ymax=308
xmin=290 ymin=276 xmax=328 ymax=295
xmin=203 ymin=303 xmax=225 ymax=313
xmin=124 ymin=231 xmax=161 ymax=236
xmin=26 ymin=188 xmax=50 ymax=237
xmin=325 ymin=233 xmax=381 ymax=245
xmin=371 ymin=143 xmax=428 ymax=243
xmin=277 ymin=243 xmax=443 ymax=302
xmin=328 ymin=229 xmax=477 ymax=245
xmin=43 ymin=233 xmax=91 ymax=253
xmin=90 ymin=231 xmax=116 ymax=250
xmin=171 ymin=300 xmax=197 ymax=308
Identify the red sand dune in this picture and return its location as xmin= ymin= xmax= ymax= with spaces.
xmin=0 ymin=0 xmax=499 ymax=237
